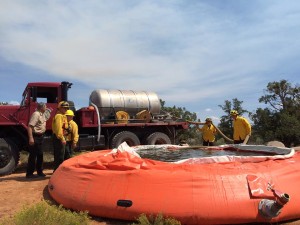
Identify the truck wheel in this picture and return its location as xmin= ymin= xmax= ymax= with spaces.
xmin=111 ymin=131 xmax=140 ymax=149
xmin=145 ymin=132 xmax=171 ymax=145
xmin=0 ymin=138 xmax=20 ymax=176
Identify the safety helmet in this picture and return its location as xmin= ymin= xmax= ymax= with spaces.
xmin=58 ymin=101 xmax=69 ymax=108
xmin=230 ymin=110 xmax=238 ymax=115
xmin=65 ymin=110 xmax=74 ymax=117
xmin=205 ymin=117 xmax=212 ymax=122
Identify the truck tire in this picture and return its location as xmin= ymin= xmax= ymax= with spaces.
xmin=111 ymin=131 xmax=140 ymax=149
xmin=145 ymin=132 xmax=171 ymax=145
xmin=0 ymin=138 xmax=20 ymax=176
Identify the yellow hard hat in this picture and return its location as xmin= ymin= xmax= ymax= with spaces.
xmin=205 ymin=117 xmax=212 ymax=122
xmin=58 ymin=101 xmax=69 ymax=108
xmin=65 ymin=110 xmax=74 ymax=117
xmin=230 ymin=110 xmax=238 ymax=115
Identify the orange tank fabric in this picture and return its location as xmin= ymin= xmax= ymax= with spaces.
xmin=48 ymin=148 xmax=300 ymax=225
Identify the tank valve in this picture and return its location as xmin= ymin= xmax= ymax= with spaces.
xmin=258 ymin=186 xmax=290 ymax=219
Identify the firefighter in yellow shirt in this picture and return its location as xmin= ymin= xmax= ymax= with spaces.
xmin=52 ymin=101 xmax=69 ymax=171
xmin=230 ymin=110 xmax=252 ymax=144
xmin=64 ymin=110 xmax=79 ymax=160
xmin=197 ymin=117 xmax=217 ymax=146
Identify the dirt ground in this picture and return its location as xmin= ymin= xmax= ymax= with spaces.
xmin=0 ymin=165 xmax=130 ymax=225
xmin=1 ymin=161 xmax=300 ymax=225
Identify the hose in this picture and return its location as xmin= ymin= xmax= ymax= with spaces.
xmin=186 ymin=120 xmax=206 ymax=126
xmin=168 ymin=114 xmax=235 ymax=143
xmin=115 ymin=111 xmax=129 ymax=124
xmin=187 ymin=120 xmax=234 ymax=143
xmin=136 ymin=110 xmax=151 ymax=122
xmin=243 ymin=134 xmax=250 ymax=145
xmin=211 ymin=122 xmax=234 ymax=143
xmin=90 ymin=102 xmax=101 ymax=142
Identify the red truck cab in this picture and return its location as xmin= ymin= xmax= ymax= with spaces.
xmin=0 ymin=82 xmax=72 ymax=175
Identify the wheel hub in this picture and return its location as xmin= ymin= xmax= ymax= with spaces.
xmin=0 ymin=147 xmax=11 ymax=168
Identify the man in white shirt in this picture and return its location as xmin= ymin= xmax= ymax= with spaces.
xmin=26 ymin=102 xmax=47 ymax=178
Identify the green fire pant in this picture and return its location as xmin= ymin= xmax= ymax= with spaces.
xmin=64 ymin=141 xmax=73 ymax=160
xmin=52 ymin=134 xmax=66 ymax=171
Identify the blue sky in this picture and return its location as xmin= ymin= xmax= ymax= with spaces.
xmin=1 ymin=0 xmax=300 ymax=123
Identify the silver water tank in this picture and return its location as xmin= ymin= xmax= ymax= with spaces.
xmin=89 ymin=89 xmax=161 ymax=117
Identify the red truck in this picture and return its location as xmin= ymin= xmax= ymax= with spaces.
xmin=0 ymin=81 xmax=188 ymax=175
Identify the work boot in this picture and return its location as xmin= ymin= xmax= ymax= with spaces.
xmin=26 ymin=174 xmax=38 ymax=179
xmin=37 ymin=172 xmax=46 ymax=177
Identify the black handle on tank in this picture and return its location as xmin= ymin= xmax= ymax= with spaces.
xmin=117 ymin=199 xmax=133 ymax=207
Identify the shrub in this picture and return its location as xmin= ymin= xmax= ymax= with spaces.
xmin=132 ymin=213 xmax=181 ymax=225
xmin=0 ymin=200 xmax=91 ymax=225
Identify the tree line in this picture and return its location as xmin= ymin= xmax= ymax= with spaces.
xmin=162 ymin=80 xmax=300 ymax=147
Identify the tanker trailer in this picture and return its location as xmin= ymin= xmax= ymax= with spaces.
xmin=76 ymin=89 xmax=188 ymax=148
xmin=89 ymin=89 xmax=161 ymax=119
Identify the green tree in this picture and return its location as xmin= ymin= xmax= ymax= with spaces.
xmin=252 ymin=80 xmax=300 ymax=147
xmin=250 ymin=108 xmax=277 ymax=142
xmin=259 ymin=80 xmax=300 ymax=113
xmin=160 ymin=99 xmax=201 ymax=144
xmin=218 ymin=98 xmax=249 ymax=142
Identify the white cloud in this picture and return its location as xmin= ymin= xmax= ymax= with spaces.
xmin=9 ymin=101 xmax=20 ymax=105
xmin=1 ymin=0 xmax=300 ymax=120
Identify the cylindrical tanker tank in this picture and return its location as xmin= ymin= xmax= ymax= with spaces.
xmin=89 ymin=89 xmax=161 ymax=117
